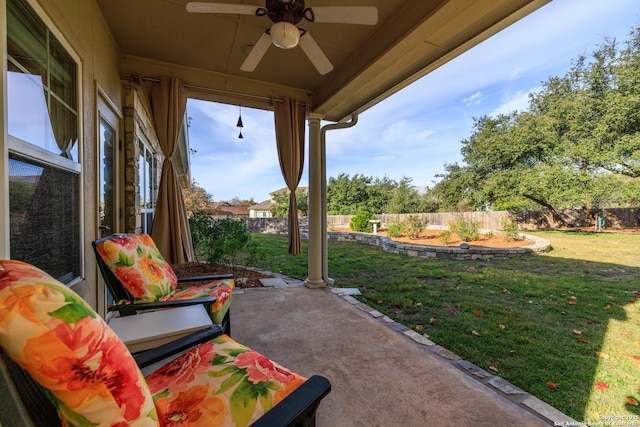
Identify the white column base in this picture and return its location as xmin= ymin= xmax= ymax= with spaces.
xmin=304 ymin=278 xmax=327 ymax=288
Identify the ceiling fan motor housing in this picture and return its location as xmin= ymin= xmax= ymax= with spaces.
xmin=266 ymin=0 xmax=305 ymax=24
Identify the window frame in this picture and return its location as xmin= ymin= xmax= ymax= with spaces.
xmin=3 ymin=0 xmax=84 ymax=285
xmin=138 ymin=137 xmax=157 ymax=235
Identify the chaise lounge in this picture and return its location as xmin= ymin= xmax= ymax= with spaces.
xmin=0 ymin=259 xmax=331 ymax=427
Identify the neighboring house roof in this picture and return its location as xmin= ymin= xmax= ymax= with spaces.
xmin=220 ymin=206 xmax=250 ymax=216
xmin=210 ymin=201 xmax=249 ymax=216
xmin=249 ymin=200 xmax=274 ymax=211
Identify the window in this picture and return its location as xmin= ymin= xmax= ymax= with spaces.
xmin=6 ymin=0 xmax=81 ymax=283
xmin=138 ymin=140 xmax=157 ymax=234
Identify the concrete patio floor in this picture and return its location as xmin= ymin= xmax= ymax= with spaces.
xmin=231 ymin=275 xmax=577 ymax=427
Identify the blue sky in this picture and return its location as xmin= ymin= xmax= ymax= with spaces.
xmin=186 ymin=0 xmax=640 ymax=203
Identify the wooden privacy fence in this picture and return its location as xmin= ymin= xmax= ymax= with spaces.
xmin=245 ymin=208 xmax=640 ymax=234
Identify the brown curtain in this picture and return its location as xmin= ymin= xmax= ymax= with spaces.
xmin=143 ymin=77 xmax=194 ymax=264
xmin=274 ymin=97 xmax=307 ymax=255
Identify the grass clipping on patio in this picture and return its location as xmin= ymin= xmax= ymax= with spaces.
xmin=242 ymin=231 xmax=640 ymax=422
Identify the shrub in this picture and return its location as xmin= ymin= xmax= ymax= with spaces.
xmin=386 ymin=222 xmax=406 ymax=238
xmin=448 ymin=217 xmax=479 ymax=242
xmin=501 ymin=215 xmax=522 ymax=242
xmin=350 ymin=211 xmax=376 ymax=232
xmin=189 ymin=212 xmax=255 ymax=268
xmin=439 ymin=230 xmax=452 ymax=245
xmin=189 ymin=211 xmax=215 ymax=259
xmin=405 ymin=215 xmax=427 ymax=240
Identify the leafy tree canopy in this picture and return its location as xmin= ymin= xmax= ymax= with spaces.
xmin=183 ymin=180 xmax=214 ymax=216
xmin=431 ymin=23 xmax=640 ymax=215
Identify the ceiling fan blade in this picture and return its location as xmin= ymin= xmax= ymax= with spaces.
xmin=240 ymin=32 xmax=272 ymax=72
xmin=186 ymin=2 xmax=260 ymax=15
xmin=307 ymin=6 xmax=378 ymax=25
xmin=298 ymin=31 xmax=333 ymax=75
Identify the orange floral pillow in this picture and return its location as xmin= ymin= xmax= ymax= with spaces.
xmin=0 ymin=260 xmax=158 ymax=427
xmin=95 ymin=233 xmax=178 ymax=302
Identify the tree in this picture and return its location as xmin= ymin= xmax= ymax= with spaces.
xmin=326 ymin=173 xmax=373 ymax=215
xmin=326 ymin=173 xmax=438 ymax=214
xmin=183 ymin=180 xmax=214 ymax=216
xmin=431 ymin=24 xmax=640 ymax=217
xmin=230 ymin=197 xmax=256 ymax=206
xmin=270 ymin=188 xmax=308 ymax=217
xmin=384 ymin=177 xmax=427 ymax=213
xmin=366 ymin=176 xmax=397 ymax=213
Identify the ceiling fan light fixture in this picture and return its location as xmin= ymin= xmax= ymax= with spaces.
xmin=270 ymin=21 xmax=299 ymax=49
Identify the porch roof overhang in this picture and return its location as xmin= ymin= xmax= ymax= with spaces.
xmin=96 ymin=0 xmax=551 ymax=122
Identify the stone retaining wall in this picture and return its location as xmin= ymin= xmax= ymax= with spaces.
xmin=326 ymin=231 xmax=551 ymax=261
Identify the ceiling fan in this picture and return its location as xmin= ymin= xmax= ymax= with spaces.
xmin=186 ymin=1 xmax=378 ymax=75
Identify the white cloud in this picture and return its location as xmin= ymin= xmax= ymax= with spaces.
xmin=463 ymin=92 xmax=483 ymax=108
xmin=489 ymin=89 xmax=536 ymax=117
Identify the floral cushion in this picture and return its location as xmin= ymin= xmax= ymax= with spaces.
xmin=146 ymin=334 xmax=307 ymax=427
xmin=0 ymin=259 xmax=158 ymax=427
xmin=172 ymin=281 xmax=233 ymax=325
xmin=95 ymin=233 xmax=178 ymax=302
xmin=95 ymin=234 xmax=234 ymax=324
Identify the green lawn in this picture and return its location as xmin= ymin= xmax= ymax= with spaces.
xmin=245 ymin=231 xmax=640 ymax=422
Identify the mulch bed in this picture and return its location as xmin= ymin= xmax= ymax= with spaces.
xmin=171 ymin=262 xmax=272 ymax=288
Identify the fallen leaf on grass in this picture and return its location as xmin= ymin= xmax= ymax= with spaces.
xmin=626 ymin=397 xmax=639 ymax=406
xmin=546 ymin=381 xmax=557 ymax=389
xmin=568 ymin=300 xmax=578 ymax=305
xmin=631 ymin=355 xmax=640 ymax=361
xmin=605 ymin=304 xmax=611 ymax=310
xmin=573 ymin=330 xmax=582 ymax=335
xmin=474 ymin=311 xmax=483 ymax=318
xmin=471 ymin=330 xmax=481 ymax=337
xmin=498 ymin=324 xmax=506 ymax=329
xmin=594 ymin=382 xmax=609 ymax=391
xmin=450 ymin=307 xmax=457 ymax=314
xmin=429 ymin=317 xmax=437 ymax=324
xmin=628 ymin=300 xmax=636 ymax=304
xmin=578 ymin=337 xmax=587 ymax=343
xmin=488 ymin=366 xmax=499 ymax=372
xmin=415 ymin=325 xmax=424 ymax=332
xmin=596 ymin=352 xmax=609 ymax=359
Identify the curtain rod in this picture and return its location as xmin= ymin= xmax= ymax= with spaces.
xmin=124 ymin=74 xmax=313 ymax=107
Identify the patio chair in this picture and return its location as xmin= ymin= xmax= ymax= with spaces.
xmin=93 ymin=233 xmax=234 ymax=335
xmin=0 ymin=259 xmax=331 ymax=427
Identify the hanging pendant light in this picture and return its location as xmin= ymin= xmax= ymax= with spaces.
xmin=236 ymin=106 xmax=244 ymax=138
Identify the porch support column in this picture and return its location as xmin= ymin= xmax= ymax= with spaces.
xmin=305 ymin=113 xmax=326 ymax=288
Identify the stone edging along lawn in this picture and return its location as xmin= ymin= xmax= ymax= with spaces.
xmin=326 ymin=231 xmax=551 ymax=260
